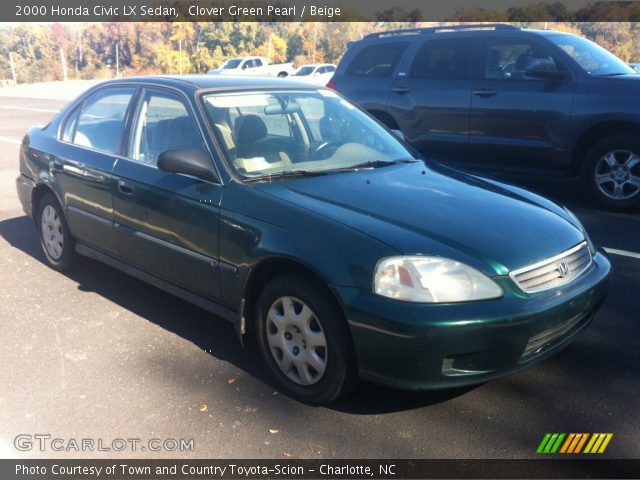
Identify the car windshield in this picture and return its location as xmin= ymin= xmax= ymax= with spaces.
xmin=548 ymin=34 xmax=636 ymax=76
xmin=295 ymin=67 xmax=315 ymax=76
xmin=221 ymin=59 xmax=242 ymax=69
xmin=202 ymin=90 xmax=418 ymax=180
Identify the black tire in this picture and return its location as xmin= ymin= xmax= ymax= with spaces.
xmin=37 ymin=193 xmax=76 ymax=271
xmin=277 ymin=72 xmax=288 ymax=78
xmin=255 ymin=275 xmax=358 ymax=404
xmin=581 ymin=134 xmax=640 ymax=211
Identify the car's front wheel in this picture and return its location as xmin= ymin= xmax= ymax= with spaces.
xmin=37 ymin=193 xmax=75 ymax=271
xmin=582 ymin=135 xmax=640 ymax=211
xmin=255 ymin=275 xmax=357 ymax=403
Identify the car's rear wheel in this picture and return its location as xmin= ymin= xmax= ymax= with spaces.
xmin=37 ymin=193 xmax=75 ymax=271
xmin=582 ymin=135 xmax=640 ymax=211
xmin=255 ymin=275 xmax=357 ymax=403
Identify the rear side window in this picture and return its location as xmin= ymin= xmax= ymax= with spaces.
xmin=345 ymin=42 xmax=409 ymax=78
xmin=411 ymin=38 xmax=474 ymax=79
xmin=73 ymin=87 xmax=135 ymax=154
xmin=61 ymin=107 xmax=80 ymax=142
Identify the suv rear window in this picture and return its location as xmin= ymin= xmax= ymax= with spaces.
xmin=345 ymin=42 xmax=409 ymax=78
xmin=411 ymin=38 xmax=473 ymax=79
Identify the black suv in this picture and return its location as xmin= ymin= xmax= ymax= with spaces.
xmin=330 ymin=24 xmax=640 ymax=211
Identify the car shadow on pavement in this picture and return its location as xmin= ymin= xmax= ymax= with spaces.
xmin=328 ymin=383 xmax=476 ymax=414
xmin=0 ymin=216 xmax=272 ymax=385
xmin=0 ymin=214 xmax=476 ymax=413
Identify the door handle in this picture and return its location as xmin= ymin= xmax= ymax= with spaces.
xmin=392 ymin=85 xmax=411 ymax=94
xmin=51 ymin=158 xmax=63 ymax=171
xmin=473 ymin=88 xmax=497 ymax=97
xmin=117 ymin=179 xmax=135 ymax=195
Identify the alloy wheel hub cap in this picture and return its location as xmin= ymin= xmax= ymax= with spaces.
xmin=595 ymin=150 xmax=640 ymax=200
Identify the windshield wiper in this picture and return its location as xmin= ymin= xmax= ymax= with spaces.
xmin=329 ymin=158 xmax=419 ymax=172
xmin=243 ymin=159 xmax=420 ymax=182
xmin=243 ymin=169 xmax=329 ymax=183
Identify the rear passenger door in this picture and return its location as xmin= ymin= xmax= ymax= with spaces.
xmin=335 ymin=41 xmax=410 ymax=114
xmin=55 ymin=86 xmax=136 ymax=256
xmin=111 ymin=87 xmax=223 ymax=300
xmin=387 ymin=37 xmax=476 ymax=160
xmin=468 ymin=36 xmax=575 ymax=171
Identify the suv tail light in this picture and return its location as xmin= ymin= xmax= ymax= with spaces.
xmin=326 ymin=81 xmax=336 ymax=89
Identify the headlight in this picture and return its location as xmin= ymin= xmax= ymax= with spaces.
xmin=373 ymin=256 xmax=503 ymax=303
xmin=563 ymin=207 xmax=596 ymax=255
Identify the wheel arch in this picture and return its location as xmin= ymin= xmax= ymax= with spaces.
xmin=367 ymin=109 xmax=400 ymax=130
xmin=242 ymin=256 xmax=349 ymax=335
xmin=570 ymin=121 xmax=640 ymax=176
xmin=31 ymin=182 xmax=63 ymax=222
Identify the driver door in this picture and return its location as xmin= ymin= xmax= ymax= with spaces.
xmin=112 ymin=87 xmax=223 ymax=299
xmin=468 ymin=37 xmax=576 ymax=171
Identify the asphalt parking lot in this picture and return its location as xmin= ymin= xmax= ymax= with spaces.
xmin=0 ymin=95 xmax=638 ymax=460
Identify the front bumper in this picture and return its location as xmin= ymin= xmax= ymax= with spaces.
xmin=335 ymin=250 xmax=611 ymax=390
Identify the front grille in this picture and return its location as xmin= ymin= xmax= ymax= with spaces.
xmin=510 ymin=242 xmax=592 ymax=293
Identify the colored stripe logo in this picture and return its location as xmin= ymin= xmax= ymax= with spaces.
xmin=537 ymin=433 xmax=613 ymax=454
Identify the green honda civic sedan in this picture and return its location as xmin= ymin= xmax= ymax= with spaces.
xmin=16 ymin=76 xmax=610 ymax=403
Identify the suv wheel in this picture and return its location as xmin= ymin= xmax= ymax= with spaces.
xmin=37 ymin=193 xmax=76 ymax=271
xmin=582 ymin=135 xmax=640 ymax=211
xmin=255 ymin=275 xmax=357 ymax=403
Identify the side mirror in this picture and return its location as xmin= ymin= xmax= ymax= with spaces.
xmin=157 ymin=149 xmax=219 ymax=183
xmin=391 ymin=129 xmax=405 ymax=141
xmin=524 ymin=59 xmax=566 ymax=80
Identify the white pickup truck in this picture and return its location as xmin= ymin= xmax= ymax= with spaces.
xmin=207 ymin=56 xmax=296 ymax=78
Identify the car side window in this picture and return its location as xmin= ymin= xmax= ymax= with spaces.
xmin=72 ymin=87 xmax=135 ymax=154
xmin=254 ymin=58 xmax=263 ymax=67
xmin=411 ymin=38 xmax=473 ymax=79
xmin=484 ymin=39 xmax=558 ymax=80
xmin=326 ymin=65 xmax=335 ymax=72
xmin=345 ymin=42 xmax=409 ymax=78
xmin=61 ymin=106 xmax=81 ymax=142
xmin=129 ymin=90 xmax=205 ymax=166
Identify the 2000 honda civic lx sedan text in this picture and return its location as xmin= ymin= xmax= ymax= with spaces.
xmin=16 ymin=76 xmax=610 ymax=403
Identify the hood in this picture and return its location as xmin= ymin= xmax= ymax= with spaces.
xmin=254 ymin=162 xmax=584 ymax=275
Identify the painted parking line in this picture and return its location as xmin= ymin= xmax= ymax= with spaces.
xmin=604 ymin=247 xmax=640 ymax=260
xmin=0 ymin=136 xmax=20 ymax=145
xmin=0 ymin=105 xmax=58 ymax=113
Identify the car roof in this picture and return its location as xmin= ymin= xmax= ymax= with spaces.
xmin=93 ymin=75 xmax=319 ymax=92
xmin=357 ymin=25 xmax=575 ymax=44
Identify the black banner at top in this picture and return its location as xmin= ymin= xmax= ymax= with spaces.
xmin=3 ymin=0 xmax=640 ymax=22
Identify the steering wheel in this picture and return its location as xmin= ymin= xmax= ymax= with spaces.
xmin=309 ymin=141 xmax=341 ymax=159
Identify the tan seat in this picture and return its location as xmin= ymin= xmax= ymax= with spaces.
xmin=233 ymin=115 xmax=291 ymax=172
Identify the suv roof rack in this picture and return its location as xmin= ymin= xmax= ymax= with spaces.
xmin=364 ymin=24 xmax=519 ymax=39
